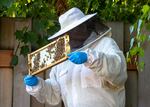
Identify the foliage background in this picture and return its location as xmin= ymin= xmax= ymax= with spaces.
xmin=0 ymin=0 xmax=150 ymax=68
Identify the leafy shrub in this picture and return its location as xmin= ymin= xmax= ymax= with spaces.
xmin=0 ymin=0 xmax=149 ymax=66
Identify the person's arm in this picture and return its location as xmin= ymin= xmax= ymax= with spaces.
xmin=25 ymin=67 xmax=61 ymax=105
xmin=84 ymin=37 xmax=127 ymax=89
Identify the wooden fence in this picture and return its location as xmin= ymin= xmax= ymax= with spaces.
xmin=0 ymin=18 xmax=149 ymax=107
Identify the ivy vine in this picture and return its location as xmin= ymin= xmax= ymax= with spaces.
xmin=0 ymin=0 xmax=150 ymax=68
xmin=127 ymin=4 xmax=150 ymax=71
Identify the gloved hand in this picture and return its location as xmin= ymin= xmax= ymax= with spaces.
xmin=24 ymin=75 xmax=38 ymax=86
xmin=68 ymin=51 xmax=87 ymax=64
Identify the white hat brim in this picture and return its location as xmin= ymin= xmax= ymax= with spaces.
xmin=48 ymin=13 xmax=97 ymax=40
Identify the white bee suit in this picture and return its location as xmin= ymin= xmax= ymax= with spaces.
xmin=26 ymin=29 xmax=127 ymax=107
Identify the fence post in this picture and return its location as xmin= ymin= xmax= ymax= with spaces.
xmin=124 ymin=23 xmax=138 ymax=107
xmin=0 ymin=50 xmax=13 ymax=107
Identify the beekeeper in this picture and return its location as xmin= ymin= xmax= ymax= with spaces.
xmin=24 ymin=7 xmax=127 ymax=107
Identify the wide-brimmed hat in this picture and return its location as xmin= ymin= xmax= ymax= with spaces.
xmin=48 ymin=7 xmax=97 ymax=40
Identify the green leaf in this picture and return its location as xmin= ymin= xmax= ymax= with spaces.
xmin=27 ymin=0 xmax=31 ymax=3
xmin=140 ymin=34 xmax=147 ymax=43
xmin=11 ymin=55 xmax=18 ymax=66
xmin=142 ymin=5 xmax=149 ymax=15
xmin=27 ymin=31 xmax=38 ymax=43
xmin=130 ymin=37 xmax=135 ymax=49
xmin=136 ymin=34 xmax=147 ymax=43
xmin=126 ymin=52 xmax=131 ymax=62
xmin=22 ymin=32 xmax=29 ymax=44
xmin=48 ymin=20 xmax=55 ymax=28
xmin=138 ymin=48 xmax=144 ymax=57
xmin=130 ymin=47 xmax=138 ymax=56
xmin=32 ymin=19 xmax=48 ymax=33
xmin=15 ymin=30 xmax=24 ymax=41
xmin=37 ymin=36 xmax=49 ymax=47
xmin=137 ymin=19 xmax=142 ymax=35
xmin=129 ymin=25 xmax=134 ymax=34
xmin=20 ymin=45 xmax=30 ymax=56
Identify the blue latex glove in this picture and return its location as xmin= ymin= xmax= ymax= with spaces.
xmin=68 ymin=51 xmax=87 ymax=64
xmin=24 ymin=75 xmax=38 ymax=86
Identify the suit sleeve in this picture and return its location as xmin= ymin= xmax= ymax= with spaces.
xmin=26 ymin=67 xmax=61 ymax=105
xmin=84 ymin=37 xmax=127 ymax=89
